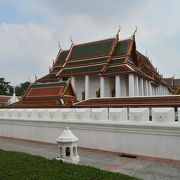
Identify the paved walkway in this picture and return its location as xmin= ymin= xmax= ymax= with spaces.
xmin=0 ymin=137 xmax=180 ymax=180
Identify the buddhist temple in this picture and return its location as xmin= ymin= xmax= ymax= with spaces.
xmin=37 ymin=30 xmax=172 ymax=102
xmin=11 ymin=29 xmax=175 ymax=108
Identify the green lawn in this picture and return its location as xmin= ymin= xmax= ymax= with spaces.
xmin=0 ymin=149 xmax=138 ymax=180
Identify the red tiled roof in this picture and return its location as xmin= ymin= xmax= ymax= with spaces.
xmin=0 ymin=96 xmax=11 ymax=105
xmin=74 ymin=96 xmax=180 ymax=108
xmin=10 ymin=81 xmax=76 ymax=108
xmin=26 ymin=86 xmax=63 ymax=97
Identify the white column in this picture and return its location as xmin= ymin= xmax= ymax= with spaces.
xmin=139 ymin=78 xmax=144 ymax=96
xmin=100 ymin=76 xmax=105 ymax=97
xmin=155 ymin=86 xmax=158 ymax=96
xmin=162 ymin=86 xmax=165 ymax=95
xmin=129 ymin=74 xmax=135 ymax=96
xmin=115 ymin=75 xmax=121 ymax=97
xmin=134 ymin=75 xmax=139 ymax=96
xmin=160 ymin=85 xmax=163 ymax=95
xmin=85 ymin=75 xmax=90 ymax=99
xmin=149 ymin=82 xmax=152 ymax=96
xmin=146 ymin=80 xmax=149 ymax=96
xmin=152 ymin=86 xmax=155 ymax=96
xmin=159 ymin=85 xmax=161 ymax=95
xmin=156 ymin=86 xmax=159 ymax=95
xmin=158 ymin=85 xmax=161 ymax=95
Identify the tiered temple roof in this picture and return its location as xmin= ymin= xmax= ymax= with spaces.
xmin=11 ymin=80 xmax=76 ymax=108
xmin=37 ymin=50 xmax=69 ymax=83
xmin=37 ymin=34 xmax=168 ymax=87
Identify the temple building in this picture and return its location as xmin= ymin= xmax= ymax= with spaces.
xmin=11 ymin=80 xmax=76 ymax=108
xmin=37 ymin=30 xmax=172 ymax=102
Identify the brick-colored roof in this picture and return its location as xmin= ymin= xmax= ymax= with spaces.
xmin=10 ymin=81 xmax=76 ymax=108
xmin=74 ymin=96 xmax=180 ymax=108
xmin=0 ymin=96 xmax=11 ymax=105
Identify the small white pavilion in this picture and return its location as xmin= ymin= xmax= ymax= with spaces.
xmin=56 ymin=127 xmax=79 ymax=164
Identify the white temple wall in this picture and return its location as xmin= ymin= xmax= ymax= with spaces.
xmin=89 ymin=75 xmax=100 ymax=98
xmin=121 ymin=76 xmax=127 ymax=97
xmin=101 ymin=77 xmax=113 ymax=97
xmin=109 ymin=77 xmax=115 ymax=97
xmin=0 ymin=107 xmax=180 ymax=161
xmin=128 ymin=74 xmax=135 ymax=96
xmin=134 ymin=75 xmax=139 ymax=96
xmin=72 ymin=74 xmax=172 ymax=99
xmin=73 ymin=76 xmax=85 ymax=101
xmin=104 ymin=77 xmax=110 ymax=97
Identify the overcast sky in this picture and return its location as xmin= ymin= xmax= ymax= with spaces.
xmin=0 ymin=0 xmax=180 ymax=85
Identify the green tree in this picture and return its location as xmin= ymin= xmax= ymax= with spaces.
xmin=15 ymin=81 xmax=30 ymax=96
xmin=0 ymin=77 xmax=13 ymax=95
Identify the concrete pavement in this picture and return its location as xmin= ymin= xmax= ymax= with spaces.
xmin=0 ymin=137 xmax=180 ymax=180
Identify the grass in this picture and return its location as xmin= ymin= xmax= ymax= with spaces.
xmin=0 ymin=149 xmax=138 ymax=180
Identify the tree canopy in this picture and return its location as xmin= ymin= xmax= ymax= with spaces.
xmin=0 ymin=77 xmax=13 ymax=95
xmin=0 ymin=77 xmax=30 ymax=96
xmin=15 ymin=81 xmax=30 ymax=96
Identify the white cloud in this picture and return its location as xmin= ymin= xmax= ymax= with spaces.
xmin=0 ymin=23 xmax=58 ymax=85
xmin=1 ymin=0 xmax=180 ymax=85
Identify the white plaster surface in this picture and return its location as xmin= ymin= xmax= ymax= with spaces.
xmin=1 ymin=108 xmax=180 ymax=160
xmin=109 ymin=108 xmax=128 ymax=121
xmin=91 ymin=108 xmax=108 ymax=121
xmin=152 ymin=108 xmax=175 ymax=123
xmin=75 ymin=108 xmax=91 ymax=120
xmin=129 ymin=108 xmax=149 ymax=122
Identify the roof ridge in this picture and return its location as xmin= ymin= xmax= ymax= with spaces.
xmin=101 ymin=38 xmax=118 ymax=73
xmin=73 ymin=37 xmax=115 ymax=47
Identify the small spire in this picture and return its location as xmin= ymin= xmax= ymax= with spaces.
xmin=35 ymin=75 xmax=37 ymax=81
xmin=28 ymin=77 xmax=31 ymax=83
xmin=132 ymin=25 xmax=137 ymax=38
xmin=58 ymin=41 xmax=62 ymax=51
xmin=13 ymin=86 xmax=16 ymax=95
xmin=115 ymin=25 xmax=121 ymax=39
xmin=70 ymin=35 xmax=74 ymax=45
xmin=173 ymin=74 xmax=175 ymax=79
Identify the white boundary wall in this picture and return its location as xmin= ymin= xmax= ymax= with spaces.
xmin=0 ymin=108 xmax=180 ymax=160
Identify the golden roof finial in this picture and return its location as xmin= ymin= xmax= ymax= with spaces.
xmin=70 ymin=35 xmax=74 ymax=45
xmin=58 ymin=41 xmax=62 ymax=51
xmin=133 ymin=25 xmax=137 ymax=38
xmin=116 ymin=25 xmax=121 ymax=39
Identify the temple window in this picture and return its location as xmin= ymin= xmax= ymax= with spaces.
xmin=66 ymin=147 xmax=70 ymax=157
